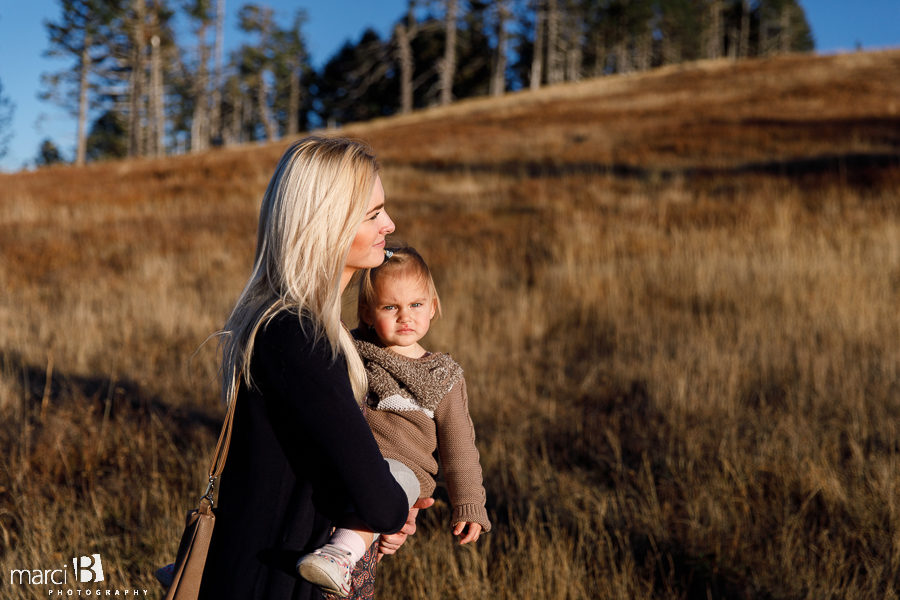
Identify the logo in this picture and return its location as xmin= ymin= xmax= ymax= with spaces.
xmin=72 ymin=554 xmax=104 ymax=584
xmin=9 ymin=552 xmax=148 ymax=596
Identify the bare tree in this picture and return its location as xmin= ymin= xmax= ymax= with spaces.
xmin=275 ymin=9 xmax=307 ymax=137
xmin=439 ymin=0 xmax=457 ymax=105
xmin=187 ymin=0 xmax=213 ymax=152
xmin=43 ymin=0 xmax=115 ymax=166
xmin=530 ymin=0 xmax=544 ymax=90
xmin=706 ymin=0 xmax=722 ymax=59
xmin=393 ymin=1 xmax=417 ymax=113
xmin=127 ymin=0 xmax=147 ymax=157
xmin=149 ymin=33 xmax=164 ymax=156
xmin=545 ymin=0 xmax=562 ymax=84
xmin=239 ymin=4 xmax=278 ymax=140
xmin=563 ymin=5 xmax=583 ymax=81
xmin=739 ymin=0 xmax=750 ymax=58
xmin=490 ymin=0 xmax=510 ymax=96
xmin=209 ymin=0 xmax=225 ymax=144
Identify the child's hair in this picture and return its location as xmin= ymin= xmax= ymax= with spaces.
xmin=357 ymin=246 xmax=442 ymax=325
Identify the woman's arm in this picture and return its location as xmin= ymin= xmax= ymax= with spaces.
xmin=253 ymin=313 xmax=409 ymax=534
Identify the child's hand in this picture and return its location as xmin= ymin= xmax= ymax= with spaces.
xmin=452 ymin=521 xmax=482 ymax=545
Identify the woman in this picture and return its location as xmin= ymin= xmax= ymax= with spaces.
xmin=199 ymin=136 xmax=430 ymax=600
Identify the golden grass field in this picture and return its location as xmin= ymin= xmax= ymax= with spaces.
xmin=2 ymin=49 xmax=900 ymax=598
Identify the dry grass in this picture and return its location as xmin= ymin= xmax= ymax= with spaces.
xmin=1 ymin=50 xmax=900 ymax=599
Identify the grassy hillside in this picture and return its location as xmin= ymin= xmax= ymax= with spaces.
xmin=2 ymin=49 xmax=899 ymax=599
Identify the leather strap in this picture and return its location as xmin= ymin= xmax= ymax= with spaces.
xmin=201 ymin=394 xmax=238 ymax=505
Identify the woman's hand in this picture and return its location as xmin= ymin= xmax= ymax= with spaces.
xmin=377 ymin=497 xmax=434 ymax=562
xmin=452 ymin=521 xmax=483 ymax=545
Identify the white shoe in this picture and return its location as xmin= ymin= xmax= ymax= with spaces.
xmin=297 ymin=544 xmax=353 ymax=597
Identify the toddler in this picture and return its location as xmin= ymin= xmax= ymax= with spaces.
xmin=297 ymin=246 xmax=491 ymax=596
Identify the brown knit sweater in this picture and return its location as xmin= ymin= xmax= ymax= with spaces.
xmin=355 ymin=338 xmax=491 ymax=532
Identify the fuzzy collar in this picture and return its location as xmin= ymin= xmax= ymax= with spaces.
xmin=355 ymin=338 xmax=463 ymax=414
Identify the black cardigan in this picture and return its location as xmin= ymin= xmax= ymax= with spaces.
xmin=198 ymin=311 xmax=409 ymax=600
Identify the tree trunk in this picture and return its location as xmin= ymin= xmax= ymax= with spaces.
xmin=395 ymin=23 xmax=413 ymax=113
xmin=759 ymin=4 xmax=770 ymax=56
xmin=615 ymin=27 xmax=631 ymax=74
xmin=191 ymin=21 xmax=209 ymax=152
xmin=545 ymin=0 xmax=561 ymax=84
xmin=75 ymin=36 xmax=90 ymax=166
xmin=258 ymin=75 xmax=277 ymax=141
xmin=530 ymin=1 xmax=544 ymax=90
xmin=287 ymin=59 xmax=300 ymax=136
xmin=780 ymin=5 xmax=792 ymax=53
xmin=592 ymin=32 xmax=606 ymax=77
xmin=149 ymin=33 xmax=164 ymax=156
xmin=490 ymin=0 xmax=509 ymax=96
xmin=129 ymin=0 xmax=146 ymax=158
xmin=210 ymin=0 xmax=224 ymax=145
xmin=739 ymin=0 xmax=750 ymax=58
xmin=707 ymin=0 xmax=722 ymax=59
xmin=229 ymin=87 xmax=242 ymax=144
xmin=439 ymin=0 xmax=457 ymax=106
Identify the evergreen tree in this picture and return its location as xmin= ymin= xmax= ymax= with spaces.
xmin=756 ymin=0 xmax=814 ymax=55
xmin=314 ymin=29 xmax=395 ymax=126
xmin=272 ymin=9 xmax=310 ymax=137
xmin=86 ymin=110 xmax=128 ymax=160
xmin=35 ymin=139 xmax=65 ymax=166
xmin=41 ymin=0 xmax=120 ymax=166
xmin=454 ymin=1 xmax=493 ymax=98
xmin=238 ymin=3 xmax=279 ymax=141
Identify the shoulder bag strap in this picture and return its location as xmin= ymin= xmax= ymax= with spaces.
xmin=199 ymin=395 xmax=238 ymax=506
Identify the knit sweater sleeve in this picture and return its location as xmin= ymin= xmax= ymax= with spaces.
xmin=434 ymin=376 xmax=492 ymax=532
xmin=252 ymin=312 xmax=409 ymax=534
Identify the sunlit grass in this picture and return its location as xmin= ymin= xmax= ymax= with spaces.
xmin=1 ymin=49 xmax=899 ymax=599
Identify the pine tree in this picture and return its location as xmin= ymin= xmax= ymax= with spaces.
xmin=42 ymin=0 xmax=118 ymax=166
xmin=238 ymin=3 xmax=278 ymax=141
xmin=272 ymin=9 xmax=309 ymax=137
xmin=86 ymin=110 xmax=128 ymax=161
xmin=36 ymin=139 xmax=65 ymax=166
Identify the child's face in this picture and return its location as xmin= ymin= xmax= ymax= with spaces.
xmin=366 ymin=272 xmax=436 ymax=349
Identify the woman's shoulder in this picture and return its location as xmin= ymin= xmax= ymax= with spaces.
xmin=255 ymin=309 xmax=330 ymax=357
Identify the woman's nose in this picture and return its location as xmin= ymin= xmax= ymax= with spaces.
xmin=380 ymin=211 xmax=395 ymax=234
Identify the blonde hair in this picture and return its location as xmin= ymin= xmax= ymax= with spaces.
xmin=221 ymin=136 xmax=378 ymax=405
xmin=357 ymin=245 xmax=442 ymax=326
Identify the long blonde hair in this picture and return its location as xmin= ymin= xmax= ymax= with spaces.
xmin=220 ymin=136 xmax=378 ymax=405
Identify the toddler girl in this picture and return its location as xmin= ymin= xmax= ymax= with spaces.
xmin=297 ymin=246 xmax=491 ymax=596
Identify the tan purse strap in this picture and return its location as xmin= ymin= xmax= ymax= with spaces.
xmin=200 ymin=394 xmax=238 ymax=506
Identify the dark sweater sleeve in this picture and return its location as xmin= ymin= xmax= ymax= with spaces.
xmin=253 ymin=313 xmax=409 ymax=534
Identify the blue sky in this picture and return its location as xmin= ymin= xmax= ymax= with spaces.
xmin=1 ymin=0 xmax=898 ymax=172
